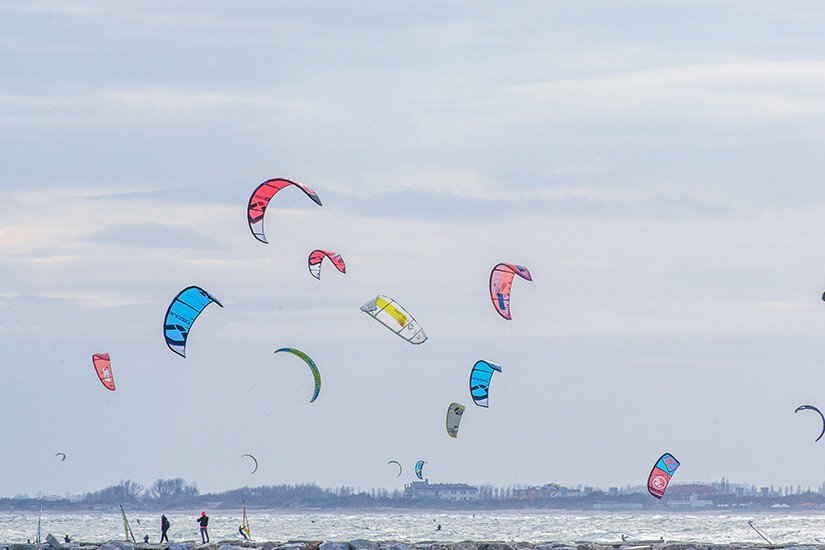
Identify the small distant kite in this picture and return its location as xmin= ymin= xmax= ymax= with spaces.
xmin=489 ymin=263 xmax=532 ymax=320
xmin=415 ymin=460 xmax=426 ymax=480
xmin=360 ymin=295 xmax=427 ymax=344
xmin=92 ymin=353 xmax=115 ymax=391
xmin=163 ymin=286 xmax=223 ymax=358
xmin=446 ymin=402 xmax=465 ymax=438
xmin=55 ymin=452 xmax=66 ymax=462
xmin=795 ymin=405 xmax=825 ymax=442
xmin=308 ymin=249 xmax=346 ymax=280
xmin=241 ymin=454 xmax=258 ymax=474
xmin=387 ymin=460 xmax=402 ymax=477
xmin=647 ymin=452 xmax=680 ymax=499
xmin=273 ymin=348 xmax=321 ymax=403
xmin=247 ymin=178 xmax=322 ymax=244
xmin=546 ymin=483 xmax=560 ymax=496
xmin=469 ymin=360 xmax=501 ymax=408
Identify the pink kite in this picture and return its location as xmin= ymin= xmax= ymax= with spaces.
xmin=92 ymin=353 xmax=115 ymax=391
xmin=247 ymin=178 xmax=322 ymax=244
xmin=489 ymin=263 xmax=532 ymax=320
xmin=308 ymin=249 xmax=346 ymax=280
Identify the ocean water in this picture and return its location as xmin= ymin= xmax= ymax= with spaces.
xmin=0 ymin=510 xmax=822 ymax=545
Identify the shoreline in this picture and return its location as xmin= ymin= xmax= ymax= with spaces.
xmin=0 ymin=540 xmax=807 ymax=550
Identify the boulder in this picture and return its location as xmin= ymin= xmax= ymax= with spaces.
xmin=219 ymin=545 xmax=248 ymax=550
xmin=479 ymin=544 xmax=515 ymax=550
xmin=380 ymin=544 xmax=410 ymax=550
xmin=319 ymin=543 xmax=351 ymax=550
xmin=454 ymin=544 xmax=477 ymax=550
xmin=275 ymin=545 xmax=306 ymax=550
xmin=350 ymin=543 xmax=377 ymax=550
xmin=8 ymin=544 xmax=36 ymax=550
xmin=169 ymin=543 xmax=197 ymax=550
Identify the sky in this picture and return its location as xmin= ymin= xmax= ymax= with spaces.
xmin=3 ymin=0 xmax=825 ymax=497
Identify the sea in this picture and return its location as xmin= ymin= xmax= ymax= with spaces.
xmin=1 ymin=510 xmax=824 ymax=545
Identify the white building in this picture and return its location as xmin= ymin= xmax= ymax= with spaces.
xmin=405 ymin=480 xmax=480 ymax=501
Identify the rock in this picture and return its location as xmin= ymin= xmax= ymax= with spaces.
xmin=350 ymin=542 xmax=377 ymax=550
xmin=454 ymin=543 xmax=477 ymax=550
xmin=275 ymin=545 xmax=306 ymax=550
xmin=479 ymin=544 xmax=515 ymax=550
xmin=169 ymin=543 xmax=197 ymax=550
xmin=319 ymin=543 xmax=351 ymax=550
xmin=262 ymin=544 xmax=280 ymax=550
xmin=8 ymin=544 xmax=36 ymax=550
xmin=219 ymin=545 xmax=248 ymax=550
xmin=380 ymin=544 xmax=410 ymax=550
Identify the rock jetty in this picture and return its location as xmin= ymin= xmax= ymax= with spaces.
xmin=0 ymin=539 xmax=818 ymax=550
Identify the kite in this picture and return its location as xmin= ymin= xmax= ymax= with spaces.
xmin=795 ymin=405 xmax=825 ymax=442
xmin=163 ymin=286 xmax=223 ymax=358
xmin=469 ymin=360 xmax=501 ymax=408
xmin=415 ymin=460 xmax=426 ymax=480
xmin=360 ymin=295 xmax=427 ymax=344
xmin=546 ymin=483 xmax=560 ymax=496
xmin=446 ymin=402 xmax=465 ymax=438
xmin=55 ymin=452 xmax=66 ymax=462
xmin=247 ymin=178 xmax=322 ymax=244
xmin=647 ymin=452 xmax=680 ymax=499
xmin=92 ymin=353 xmax=115 ymax=391
xmin=387 ymin=460 xmax=402 ymax=477
xmin=489 ymin=263 xmax=532 ymax=320
xmin=308 ymin=249 xmax=346 ymax=280
xmin=274 ymin=348 xmax=321 ymax=403
xmin=241 ymin=454 xmax=258 ymax=474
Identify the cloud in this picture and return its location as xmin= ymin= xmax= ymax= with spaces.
xmin=84 ymin=223 xmax=224 ymax=250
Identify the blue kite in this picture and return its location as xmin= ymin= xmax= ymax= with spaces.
xmin=469 ymin=360 xmax=502 ymax=408
xmin=163 ymin=286 xmax=223 ymax=357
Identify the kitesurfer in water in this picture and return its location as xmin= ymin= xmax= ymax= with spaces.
xmin=160 ymin=514 xmax=170 ymax=543
xmin=197 ymin=512 xmax=209 ymax=543
xmin=239 ymin=525 xmax=249 ymax=540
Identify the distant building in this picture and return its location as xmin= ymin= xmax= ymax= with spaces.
xmin=669 ymin=494 xmax=714 ymax=509
xmin=405 ymin=480 xmax=479 ymax=501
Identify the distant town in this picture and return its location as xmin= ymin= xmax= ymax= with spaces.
xmin=5 ymin=477 xmax=825 ymax=511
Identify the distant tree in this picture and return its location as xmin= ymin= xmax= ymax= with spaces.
xmin=82 ymin=480 xmax=144 ymax=504
xmin=148 ymin=478 xmax=198 ymax=502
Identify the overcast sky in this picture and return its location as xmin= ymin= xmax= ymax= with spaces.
xmin=3 ymin=0 xmax=825 ymax=498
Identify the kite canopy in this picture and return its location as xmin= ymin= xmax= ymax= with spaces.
xmin=360 ymin=295 xmax=427 ymax=344
xmin=415 ymin=460 xmax=426 ymax=480
xmin=446 ymin=402 xmax=465 ymax=438
xmin=647 ymin=452 xmax=680 ymax=499
xmin=92 ymin=353 xmax=115 ymax=391
xmin=308 ymin=249 xmax=346 ymax=280
xmin=163 ymin=286 xmax=223 ymax=358
xmin=274 ymin=348 xmax=321 ymax=403
xmin=55 ymin=452 xmax=66 ymax=462
xmin=546 ymin=482 xmax=560 ymax=496
xmin=387 ymin=460 xmax=402 ymax=477
xmin=489 ymin=263 xmax=532 ymax=320
xmin=469 ymin=360 xmax=501 ymax=408
xmin=241 ymin=454 xmax=258 ymax=474
xmin=795 ymin=404 xmax=825 ymax=442
xmin=247 ymin=178 xmax=322 ymax=244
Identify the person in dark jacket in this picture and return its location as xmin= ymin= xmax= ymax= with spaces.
xmin=197 ymin=512 xmax=209 ymax=543
xmin=160 ymin=515 xmax=170 ymax=543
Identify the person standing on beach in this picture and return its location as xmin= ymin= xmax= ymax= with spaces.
xmin=197 ymin=511 xmax=209 ymax=543
xmin=160 ymin=514 xmax=170 ymax=543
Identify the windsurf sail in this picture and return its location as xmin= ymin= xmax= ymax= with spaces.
xmin=794 ymin=404 xmax=825 ymax=442
xmin=415 ymin=460 xmax=426 ymax=480
xmin=360 ymin=295 xmax=427 ymax=344
xmin=647 ymin=452 xmax=680 ymax=499
xmin=489 ymin=263 xmax=532 ymax=320
xmin=120 ymin=505 xmax=136 ymax=543
xmin=92 ymin=353 xmax=115 ymax=391
xmin=308 ymin=249 xmax=346 ymax=280
xmin=748 ymin=520 xmax=773 ymax=544
xmin=163 ymin=286 xmax=223 ymax=358
xmin=469 ymin=360 xmax=501 ymax=408
xmin=242 ymin=454 xmax=258 ymax=474
xmin=273 ymin=348 xmax=321 ymax=403
xmin=36 ymin=505 xmax=41 ymax=544
xmin=242 ymin=500 xmax=251 ymax=540
xmin=247 ymin=178 xmax=322 ymax=244
xmin=387 ymin=460 xmax=402 ymax=477
xmin=446 ymin=402 xmax=465 ymax=438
